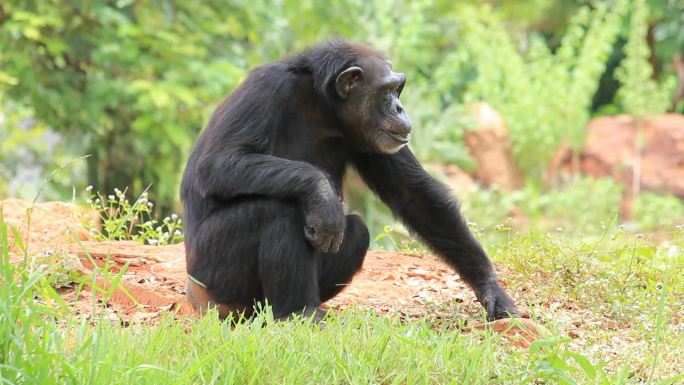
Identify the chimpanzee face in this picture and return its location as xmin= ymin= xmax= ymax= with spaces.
xmin=334 ymin=56 xmax=412 ymax=154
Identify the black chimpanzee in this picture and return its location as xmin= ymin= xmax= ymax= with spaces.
xmin=181 ymin=40 xmax=518 ymax=322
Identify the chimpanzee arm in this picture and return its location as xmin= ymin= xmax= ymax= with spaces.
xmin=192 ymin=149 xmax=345 ymax=253
xmin=354 ymin=147 xmax=517 ymax=320
xmin=194 ymin=150 xmax=334 ymax=203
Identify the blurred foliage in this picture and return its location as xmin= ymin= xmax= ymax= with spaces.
xmin=0 ymin=0 xmax=682 ymax=221
xmin=0 ymin=96 xmax=80 ymax=198
xmin=649 ymin=0 xmax=684 ymax=79
xmin=616 ymin=0 xmax=675 ymax=117
xmin=460 ymin=1 xmax=627 ymax=177
xmin=363 ymin=173 xmax=631 ymax=251
xmin=0 ymin=1 xmax=261 ymax=209
xmin=460 ymin=176 xmax=624 ymax=239
xmin=632 ymin=192 xmax=684 ymax=231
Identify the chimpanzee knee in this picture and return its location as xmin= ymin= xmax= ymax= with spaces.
xmin=344 ymin=213 xmax=370 ymax=260
xmin=256 ymin=202 xmax=322 ymax=318
xmin=318 ymin=213 xmax=369 ymax=302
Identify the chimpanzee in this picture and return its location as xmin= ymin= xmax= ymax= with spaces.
xmin=180 ymin=40 xmax=518 ymax=322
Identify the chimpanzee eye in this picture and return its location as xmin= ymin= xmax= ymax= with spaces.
xmin=397 ymin=80 xmax=405 ymax=96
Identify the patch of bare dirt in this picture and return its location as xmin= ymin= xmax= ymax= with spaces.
xmin=2 ymin=198 xmax=543 ymax=346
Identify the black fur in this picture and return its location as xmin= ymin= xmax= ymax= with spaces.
xmin=181 ymin=41 xmax=517 ymax=320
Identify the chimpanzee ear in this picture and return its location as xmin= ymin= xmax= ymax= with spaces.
xmin=335 ymin=66 xmax=363 ymax=99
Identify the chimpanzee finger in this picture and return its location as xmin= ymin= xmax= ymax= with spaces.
xmin=486 ymin=298 xmax=497 ymax=322
xmin=327 ymin=239 xmax=340 ymax=254
xmin=304 ymin=225 xmax=317 ymax=243
xmin=304 ymin=228 xmax=325 ymax=251
xmin=316 ymin=235 xmax=330 ymax=252
xmin=325 ymin=237 xmax=335 ymax=253
xmin=332 ymin=233 xmax=344 ymax=253
xmin=312 ymin=233 xmax=329 ymax=252
xmin=328 ymin=240 xmax=340 ymax=254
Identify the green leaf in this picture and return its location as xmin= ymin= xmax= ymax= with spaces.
xmin=566 ymin=352 xmax=597 ymax=379
xmin=8 ymin=224 xmax=25 ymax=254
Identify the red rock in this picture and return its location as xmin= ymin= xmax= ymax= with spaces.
xmin=464 ymin=103 xmax=524 ymax=191
xmin=470 ymin=318 xmax=551 ymax=349
xmin=557 ymin=114 xmax=684 ymax=199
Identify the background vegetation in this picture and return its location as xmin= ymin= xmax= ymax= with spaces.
xmin=1 ymin=0 xmax=682 ymax=215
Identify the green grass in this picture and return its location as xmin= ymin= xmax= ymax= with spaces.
xmin=2 ymin=208 xmax=683 ymax=384
xmin=492 ymin=229 xmax=684 ymax=382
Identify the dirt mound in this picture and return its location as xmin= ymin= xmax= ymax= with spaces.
xmin=2 ymin=198 xmax=95 ymax=255
xmin=557 ymin=114 xmax=684 ymax=199
xmin=2 ymin=198 xmax=540 ymax=346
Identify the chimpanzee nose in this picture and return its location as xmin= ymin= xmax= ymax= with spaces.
xmin=393 ymin=99 xmax=405 ymax=115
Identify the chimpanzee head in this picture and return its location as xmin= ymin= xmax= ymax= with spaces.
xmin=334 ymin=55 xmax=413 ymax=154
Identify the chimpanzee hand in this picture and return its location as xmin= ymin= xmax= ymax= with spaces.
xmin=475 ymin=279 xmax=519 ymax=321
xmin=303 ymin=180 xmax=346 ymax=253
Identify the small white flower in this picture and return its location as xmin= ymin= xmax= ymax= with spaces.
xmin=171 ymin=214 xmax=178 ymax=220
xmin=95 ymin=198 xmax=101 ymax=203
xmin=145 ymin=221 xmax=153 ymax=226
xmin=164 ymin=216 xmax=171 ymax=222
xmin=147 ymin=202 xmax=154 ymax=207
xmin=174 ymin=230 xmax=182 ymax=236
xmin=148 ymin=239 xmax=159 ymax=246
xmin=86 ymin=199 xmax=92 ymax=204
xmin=156 ymin=226 xmax=162 ymax=232
xmin=86 ymin=185 xmax=93 ymax=192
xmin=114 ymin=188 xmax=121 ymax=194
xmin=108 ymin=195 xmax=115 ymax=200
xmin=163 ymin=232 xmax=169 ymax=237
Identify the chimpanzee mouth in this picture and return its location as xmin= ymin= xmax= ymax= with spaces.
xmin=382 ymin=129 xmax=411 ymax=144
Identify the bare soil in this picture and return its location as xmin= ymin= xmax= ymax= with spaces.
xmin=2 ymin=198 xmax=544 ymax=346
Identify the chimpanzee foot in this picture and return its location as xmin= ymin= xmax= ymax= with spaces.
xmin=275 ymin=306 xmax=327 ymax=323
